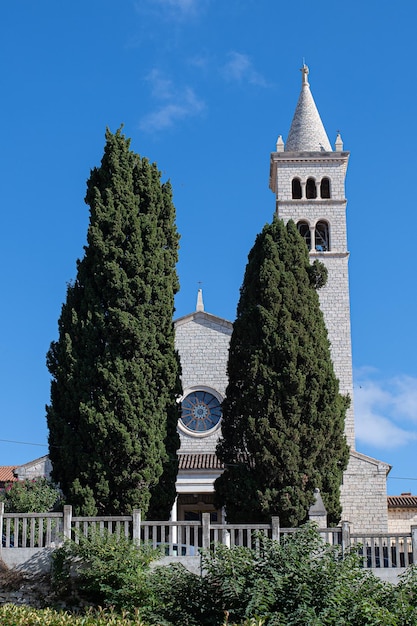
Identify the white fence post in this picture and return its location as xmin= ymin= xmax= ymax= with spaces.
xmin=271 ymin=516 xmax=280 ymax=542
xmin=411 ymin=525 xmax=417 ymax=564
xmin=63 ymin=505 xmax=72 ymax=541
xmin=132 ymin=509 xmax=141 ymax=545
xmin=202 ymin=512 xmax=210 ymax=550
xmin=341 ymin=521 xmax=350 ymax=557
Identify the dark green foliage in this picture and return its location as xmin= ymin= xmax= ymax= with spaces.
xmin=199 ymin=526 xmax=410 ymax=625
xmin=47 ymin=128 xmax=181 ymax=517
xmin=146 ymin=563 xmax=221 ymax=626
xmin=52 ymin=529 xmax=161 ymax=611
xmin=0 ymin=477 xmax=61 ymax=512
xmin=48 ymin=526 xmax=417 ymax=625
xmin=215 ymin=218 xmax=349 ymax=526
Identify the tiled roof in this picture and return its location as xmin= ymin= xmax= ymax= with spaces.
xmin=178 ymin=454 xmax=224 ymax=471
xmin=388 ymin=495 xmax=417 ymax=508
xmin=0 ymin=466 xmax=18 ymax=483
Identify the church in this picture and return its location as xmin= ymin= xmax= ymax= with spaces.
xmin=9 ymin=67 xmax=393 ymax=534
xmin=173 ymin=65 xmax=390 ymax=534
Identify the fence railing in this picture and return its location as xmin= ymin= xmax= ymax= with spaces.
xmin=1 ymin=503 xmax=416 ymax=569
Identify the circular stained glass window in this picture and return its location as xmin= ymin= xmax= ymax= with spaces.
xmin=180 ymin=390 xmax=222 ymax=433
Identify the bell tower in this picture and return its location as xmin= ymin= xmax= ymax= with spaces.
xmin=269 ymin=65 xmax=354 ymax=448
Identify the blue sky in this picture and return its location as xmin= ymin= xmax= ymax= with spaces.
xmin=1 ymin=1 xmax=417 ymax=496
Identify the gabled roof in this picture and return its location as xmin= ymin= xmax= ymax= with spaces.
xmin=174 ymin=309 xmax=233 ymax=333
xmin=14 ymin=454 xmax=50 ymax=472
xmin=285 ymin=65 xmax=332 ymax=152
xmin=349 ymin=449 xmax=392 ymax=474
xmin=175 ymin=289 xmax=233 ymax=332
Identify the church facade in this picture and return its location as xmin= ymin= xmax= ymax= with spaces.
xmin=174 ymin=66 xmax=390 ymax=533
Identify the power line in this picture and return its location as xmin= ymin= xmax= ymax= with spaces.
xmin=0 ymin=438 xmax=48 ymax=448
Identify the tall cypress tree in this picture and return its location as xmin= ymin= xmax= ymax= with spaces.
xmin=215 ymin=217 xmax=349 ymax=527
xmin=46 ymin=128 xmax=181 ymax=517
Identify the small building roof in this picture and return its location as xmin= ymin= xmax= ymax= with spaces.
xmin=388 ymin=494 xmax=417 ymax=509
xmin=178 ymin=453 xmax=224 ymax=471
xmin=0 ymin=466 xmax=18 ymax=483
xmin=285 ymin=65 xmax=332 ymax=152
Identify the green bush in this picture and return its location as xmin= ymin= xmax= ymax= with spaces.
xmin=52 ymin=529 xmax=162 ymax=611
xmin=49 ymin=524 xmax=417 ymax=625
xmin=197 ymin=524 xmax=417 ymax=626
xmin=145 ymin=562 xmax=222 ymax=626
xmin=0 ymin=604 xmax=149 ymax=625
xmin=1 ymin=477 xmax=61 ymax=513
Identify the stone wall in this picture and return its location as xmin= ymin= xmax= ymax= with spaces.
xmin=271 ymin=151 xmax=354 ymax=446
xmin=388 ymin=509 xmax=417 ymax=534
xmin=174 ymin=311 xmax=232 ymax=455
xmin=340 ymin=450 xmax=390 ymax=533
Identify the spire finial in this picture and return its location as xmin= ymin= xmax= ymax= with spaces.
xmin=335 ymin=130 xmax=343 ymax=152
xmin=196 ymin=286 xmax=204 ymax=312
xmin=301 ymin=63 xmax=309 ymax=87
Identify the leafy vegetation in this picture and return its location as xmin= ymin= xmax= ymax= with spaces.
xmin=44 ymin=524 xmax=417 ymax=625
xmin=46 ymin=128 xmax=181 ymax=517
xmin=0 ymin=477 xmax=61 ymax=512
xmin=0 ymin=605 xmax=148 ymax=625
xmin=52 ymin=529 xmax=162 ymax=611
xmin=215 ymin=218 xmax=349 ymax=526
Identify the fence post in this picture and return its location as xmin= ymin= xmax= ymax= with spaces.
xmin=271 ymin=516 xmax=280 ymax=543
xmin=202 ymin=512 xmax=211 ymax=550
xmin=63 ymin=505 xmax=72 ymax=541
xmin=341 ymin=520 xmax=350 ymax=557
xmin=132 ymin=509 xmax=141 ymax=545
xmin=0 ymin=502 xmax=3 ymax=552
xmin=411 ymin=525 xmax=417 ymax=565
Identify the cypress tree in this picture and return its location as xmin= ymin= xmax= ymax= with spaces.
xmin=215 ymin=217 xmax=349 ymax=526
xmin=46 ymin=128 xmax=181 ymax=517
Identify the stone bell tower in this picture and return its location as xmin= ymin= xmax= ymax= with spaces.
xmin=269 ymin=64 xmax=354 ymax=448
xmin=269 ymin=66 xmax=390 ymax=533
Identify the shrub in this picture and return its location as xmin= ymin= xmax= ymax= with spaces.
xmin=0 ymin=477 xmax=61 ymax=513
xmin=50 ymin=524 xmax=417 ymax=625
xmin=52 ymin=530 xmax=161 ymax=611
xmin=200 ymin=524 xmax=405 ymax=625
xmin=0 ymin=604 xmax=149 ymax=625
xmin=146 ymin=562 xmax=221 ymax=626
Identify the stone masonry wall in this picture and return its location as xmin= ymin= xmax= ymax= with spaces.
xmin=316 ymin=254 xmax=354 ymax=446
xmin=174 ymin=312 xmax=232 ymax=454
xmin=273 ymin=153 xmax=354 ymax=446
xmin=340 ymin=452 xmax=390 ymax=533
xmin=388 ymin=509 xmax=417 ymax=534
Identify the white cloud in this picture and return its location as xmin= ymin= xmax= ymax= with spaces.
xmin=140 ymin=74 xmax=205 ymax=131
xmin=146 ymin=69 xmax=175 ymax=100
xmin=391 ymin=376 xmax=417 ymax=422
xmin=221 ymin=52 xmax=268 ymax=87
xmin=354 ymin=371 xmax=417 ymax=450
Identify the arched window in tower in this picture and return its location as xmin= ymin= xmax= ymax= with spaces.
xmin=306 ymin=177 xmax=317 ymax=199
xmin=297 ymin=220 xmax=311 ymax=250
xmin=315 ymin=221 xmax=330 ymax=251
xmin=320 ymin=177 xmax=331 ymax=198
xmin=291 ymin=178 xmax=302 ymax=199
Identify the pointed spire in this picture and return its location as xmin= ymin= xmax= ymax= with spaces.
xmin=196 ymin=288 xmax=204 ymax=312
xmin=285 ymin=65 xmax=332 ymax=152
xmin=335 ymin=131 xmax=343 ymax=152
xmin=276 ymin=135 xmax=285 ymax=152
